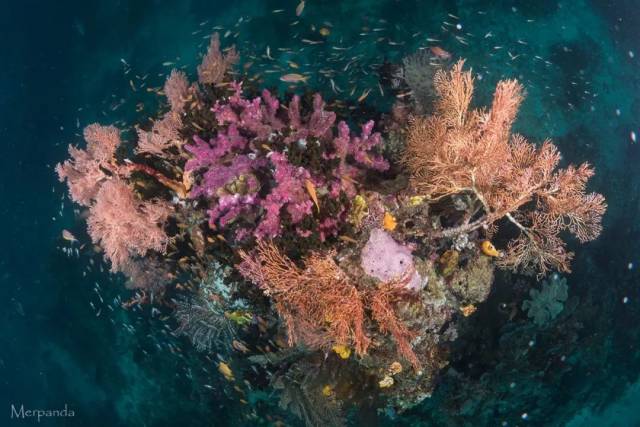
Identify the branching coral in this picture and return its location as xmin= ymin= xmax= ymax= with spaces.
xmin=404 ymin=60 xmax=606 ymax=275
xmin=238 ymin=240 xmax=370 ymax=355
xmin=185 ymin=82 xmax=388 ymax=240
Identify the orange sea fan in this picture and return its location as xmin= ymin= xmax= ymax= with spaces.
xmin=404 ymin=59 xmax=606 ymax=275
xmin=238 ymin=240 xmax=370 ymax=356
xmin=368 ymin=283 xmax=421 ymax=370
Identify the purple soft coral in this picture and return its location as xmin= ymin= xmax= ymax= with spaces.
xmin=185 ymin=81 xmax=391 ymax=241
xmin=255 ymin=152 xmax=314 ymax=238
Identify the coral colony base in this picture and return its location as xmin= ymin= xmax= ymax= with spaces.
xmin=56 ymin=33 xmax=606 ymax=425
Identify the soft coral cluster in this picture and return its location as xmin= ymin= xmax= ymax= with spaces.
xmin=185 ymin=82 xmax=389 ymax=240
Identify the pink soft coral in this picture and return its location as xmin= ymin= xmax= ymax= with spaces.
xmin=56 ymin=124 xmax=121 ymax=206
xmin=87 ymin=179 xmax=171 ymax=272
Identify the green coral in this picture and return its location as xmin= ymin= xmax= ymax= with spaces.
xmin=522 ymin=274 xmax=569 ymax=327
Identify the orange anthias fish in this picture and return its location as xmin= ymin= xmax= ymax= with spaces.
xmin=62 ymin=229 xmax=77 ymax=243
xmin=430 ymin=46 xmax=452 ymax=60
xmin=305 ymin=179 xmax=320 ymax=212
xmin=280 ymin=73 xmax=309 ymax=83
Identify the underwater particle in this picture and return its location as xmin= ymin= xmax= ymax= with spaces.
xmin=383 ymin=211 xmax=397 ymax=231
xmin=528 ymin=340 xmax=535 ymax=347
xmin=218 ymin=361 xmax=234 ymax=381
xmin=521 ymin=413 xmax=528 ymax=420
xmin=379 ymin=375 xmax=394 ymax=388
xmin=629 ymin=50 xmax=635 ymax=58
xmin=480 ymin=240 xmax=500 ymax=257
xmin=322 ymin=385 xmax=334 ymax=397
xmin=631 ymin=131 xmax=636 ymax=143
xmin=455 ymin=23 xmax=462 ymax=30
xmin=627 ymin=262 xmax=633 ymax=270
xmin=460 ymin=304 xmax=477 ymax=317
xmin=623 ymin=296 xmax=629 ymax=304
xmin=332 ymin=344 xmax=351 ymax=359
xmin=510 ymin=382 xmax=516 ymax=389
xmin=616 ymin=108 xmax=621 ymax=116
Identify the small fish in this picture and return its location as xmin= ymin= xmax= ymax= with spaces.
xmin=280 ymin=73 xmax=309 ymax=83
xmin=232 ymin=340 xmax=250 ymax=353
xmin=62 ymin=229 xmax=77 ymax=242
xmin=338 ymin=235 xmax=358 ymax=244
xmin=301 ymin=38 xmax=323 ymax=45
xmin=305 ymin=179 xmax=320 ymax=212
xmin=430 ymin=46 xmax=451 ymax=59
xmin=218 ymin=362 xmax=234 ymax=381
xmin=296 ymin=0 xmax=305 ymax=16
xmin=357 ymin=88 xmax=371 ymax=103
xmin=319 ymin=27 xmax=330 ymax=36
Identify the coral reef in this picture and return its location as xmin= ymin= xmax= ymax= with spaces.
xmin=55 ymin=35 xmax=607 ymax=425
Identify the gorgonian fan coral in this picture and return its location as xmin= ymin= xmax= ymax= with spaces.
xmin=87 ymin=179 xmax=171 ymax=272
xmin=404 ymin=60 xmax=606 ymax=275
xmin=55 ymin=32 xmax=607 ymax=423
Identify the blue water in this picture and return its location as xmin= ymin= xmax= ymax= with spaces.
xmin=2 ymin=0 xmax=640 ymax=425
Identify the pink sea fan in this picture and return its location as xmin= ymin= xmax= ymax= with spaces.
xmin=197 ymin=32 xmax=239 ymax=85
xmin=83 ymin=124 xmax=121 ymax=162
xmin=164 ymin=69 xmax=189 ymax=113
xmin=120 ymin=258 xmax=172 ymax=295
xmin=56 ymin=123 xmax=122 ymax=206
xmin=87 ymin=179 xmax=171 ymax=272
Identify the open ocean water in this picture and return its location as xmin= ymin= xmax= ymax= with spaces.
xmin=2 ymin=0 xmax=640 ymax=426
